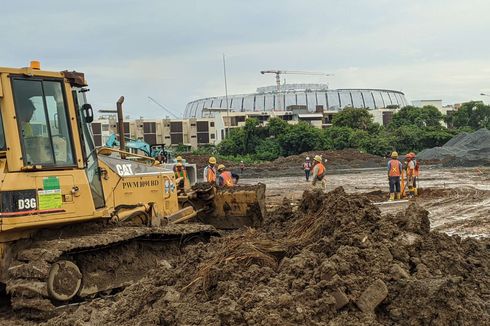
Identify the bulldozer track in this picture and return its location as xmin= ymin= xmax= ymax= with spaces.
xmin=6 ymin=224 xmax=218 ymax=319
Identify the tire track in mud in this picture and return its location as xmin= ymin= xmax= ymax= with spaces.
xmin=412 ymin=187 xmax=490 ymax=238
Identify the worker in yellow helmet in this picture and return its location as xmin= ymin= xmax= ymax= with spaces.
xmin=174 ymin=162 xmax=190 ymax=194
xmin=216 ymin=164 xmax=239 ymax=187
xmin=173 ymin=155 xmax=186 ymax=173
xmin=387 ymin=151 xmax=403 ymax=201
xmin=203 ymin=156 xmax=217 ymax=184
xmin=311 ymin=155 xmax=327 ymax=191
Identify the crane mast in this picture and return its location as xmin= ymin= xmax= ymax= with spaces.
xmin=260 ymin=70 xmax=333 ymax=111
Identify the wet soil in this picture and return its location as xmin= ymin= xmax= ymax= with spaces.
xmin=184 ymin=149 xmax=386 ymax=178
xmin=0 ymin=166 xmax=488 ymax=325
xmin=41 ymin=187 xmax=490 ymax=326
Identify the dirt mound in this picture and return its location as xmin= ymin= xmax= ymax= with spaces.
xmin=44 ymin=188 xmax=489 ymax=326
xmin=418 ymin=128 xmax=490 ymax=167
xmin=183 ymin=149 xmax=386 ymax=178
xmin=250 ymin=149 xmax=385 ymax=177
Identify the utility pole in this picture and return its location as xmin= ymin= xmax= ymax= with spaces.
xmin=223 ymin=54 xmax=230 ymax=138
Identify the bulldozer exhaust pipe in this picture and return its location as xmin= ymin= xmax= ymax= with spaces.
xmin=116 ymin=96 xmax=125 ymax=157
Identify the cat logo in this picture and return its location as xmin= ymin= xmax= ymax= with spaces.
xmin=116 ymin=164 xmax=134 ymax=176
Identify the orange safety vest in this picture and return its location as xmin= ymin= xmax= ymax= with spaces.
xmin=407 ymin=159 xmax=420 ymax=177
xmin=206 ymin=166 xmax=216 ymax=183
xmin=220 ymin=171 xmax=234 ymax=187
xmin=316 ymin=163 xmax=325 ymax=178
xmin=389 ymin=159 xmax=401 ymax=177
xmin=175 ymin=168 xmax=187 ymax=180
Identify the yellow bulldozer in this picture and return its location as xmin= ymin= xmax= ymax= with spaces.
xmin=0 ymin=61 xmax=266 ymax=318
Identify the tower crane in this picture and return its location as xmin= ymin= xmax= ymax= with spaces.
xmin=260 ymin=70 xmax=333 ymax=110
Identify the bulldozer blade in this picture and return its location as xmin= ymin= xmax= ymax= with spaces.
xmin=199 ymin=183 xmax=266 ymax=229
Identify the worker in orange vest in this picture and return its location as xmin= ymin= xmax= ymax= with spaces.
xmin=203 ymin=157 xmax=217 ymax=184
xmin=216 ymin=164 xmax=239 ymax=187
xmin=406 ymin=152 xmax=420 ymax=197
xmin=173 ymin=155 xmax=184 ymax=173
xmin=174 ymin=162 xmax=190 ymax=194
xmin=388 ymin=151 xmax=403 ymax=201
xmin=311 ymin=155 xmax=327 ymax=191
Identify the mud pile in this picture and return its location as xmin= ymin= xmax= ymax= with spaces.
xmin=45 ymin=188 xmax=489 ymax=326
xmin=248 ymin=149 xmax=385 ymax=177
xmin=183 ymin=149 xmax=385 ymax=178
xmin=418 ymin=128 xmax=490 ymax=167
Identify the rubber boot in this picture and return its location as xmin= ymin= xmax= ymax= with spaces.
xmin=408 ymin=187 xmax=414 ymax=198
xmin=389 ymin=193 xmax=395 ymax=201
xmin=395 ymin=192 xmax=401 ymax=200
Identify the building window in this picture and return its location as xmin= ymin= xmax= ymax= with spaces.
xmin=210 ymin=122 xmax=215 ymax=127
xmin=143 ymin=122 xmax=156 ymax=133
xmin=210 ymin=133 xmax=215 ymax=139
xmin=196 ymin=121 xmax=209 ymax=132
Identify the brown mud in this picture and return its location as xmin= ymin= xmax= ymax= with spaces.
xmin=40 ymin=187 xmax=489 ymax=326
xmin=185 ymin=149 xmax=386 ymax=178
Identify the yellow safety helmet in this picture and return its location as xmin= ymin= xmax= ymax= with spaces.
xmin=313 ymin=155 xmax=322 ymax=163
xmin=209 ymin=156 xmax=217 ymax=164
xmin=176 ymin=156 xmax=183 ymax=161
xmin=391 ymin=151 xmax=399 ymax=158
xmin=217 ymin=164 xmax=225 ymax=171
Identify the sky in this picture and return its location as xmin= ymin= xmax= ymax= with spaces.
xmin=1 ymin=0 xmax=490 ymax=118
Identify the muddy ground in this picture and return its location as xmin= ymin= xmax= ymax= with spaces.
xmin=185 ymin=149 xmax=386 ymax=178
xmin=0 ymin=166 xmax=488 ymax=325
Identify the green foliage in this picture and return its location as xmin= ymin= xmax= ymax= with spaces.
xmin=448 ymin=101 xmax=490 ymax=130
xmin=217 ymin=128 xmax=245 ymax=155
xmin=267 ymin=117 xmax=289 ymax=137
xmin=277 ymin=122 xmax=323 ymax=156
xmin=255 ymin=139 xmax=282 ymax=161
xmin=173 ymin=144 xmax=192 ymax=154
xmin=332 ymin=108 xmax=375 ymax=131
xmin=322 ymin=126 xmax=354 ymax=150
xmin=214 ymin=104 xmax=488 ymax=161
xmin=191 ymin=145 xmax=216 ymax=155
xmin=390 ymin=105 xmax=443 ymax=128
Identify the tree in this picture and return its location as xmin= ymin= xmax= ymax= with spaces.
xmin=390 ymin=105 xmax=443 ymax=128
xmin=255 ymin=139 xmax=281 ymax=161
xmin=267 ymin=117 xmax=289 ymax=137
xmin=217 ymin=128 xmax=245 ymax=155
xmin=322 ymin=126 xmax=354 ymax=150
xmin=332 ymin=108 xmax=375 ymax=131
xmin=278 ymin=122 xmax=323 ymax=156
xmin=243 ymin=118 xmax=260 ymax=154
xmin=447 ymin=101 xmax=490 ymax=130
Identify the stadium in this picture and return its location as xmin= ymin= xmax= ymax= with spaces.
xmin=184 ymin=84 xmax=409 ymax=118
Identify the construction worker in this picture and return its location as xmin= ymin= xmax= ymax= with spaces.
xmin=18 ymin=98 xmax=36 ymax=138
xmin=311 ymin=155 xmax=327 ymax=191
xmin=239 ymin=161 xmax=245 ymax=174
xmin=406 ymin=152 xmax=419 ymax=197
xmin=388 ymin=151 xmax=403 ymax=201
xmin=303 ymin=157 xmax=312 ymax=181
xmin=173 ymin=155 xmax=184 ymax=172
xmin=216 ymin=164 xmax=239 ymax=187
xmin=203 ymin=156 xmax=217 ymax=184
xmin=174 ymin=162 xmax=190 ymax=194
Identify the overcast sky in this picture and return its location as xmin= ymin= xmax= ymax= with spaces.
xmin=2 ymin=1 xmax=489 ymax=118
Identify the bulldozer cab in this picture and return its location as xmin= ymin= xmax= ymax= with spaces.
xmin=0 ymin=64 xmax=110 ymax=232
